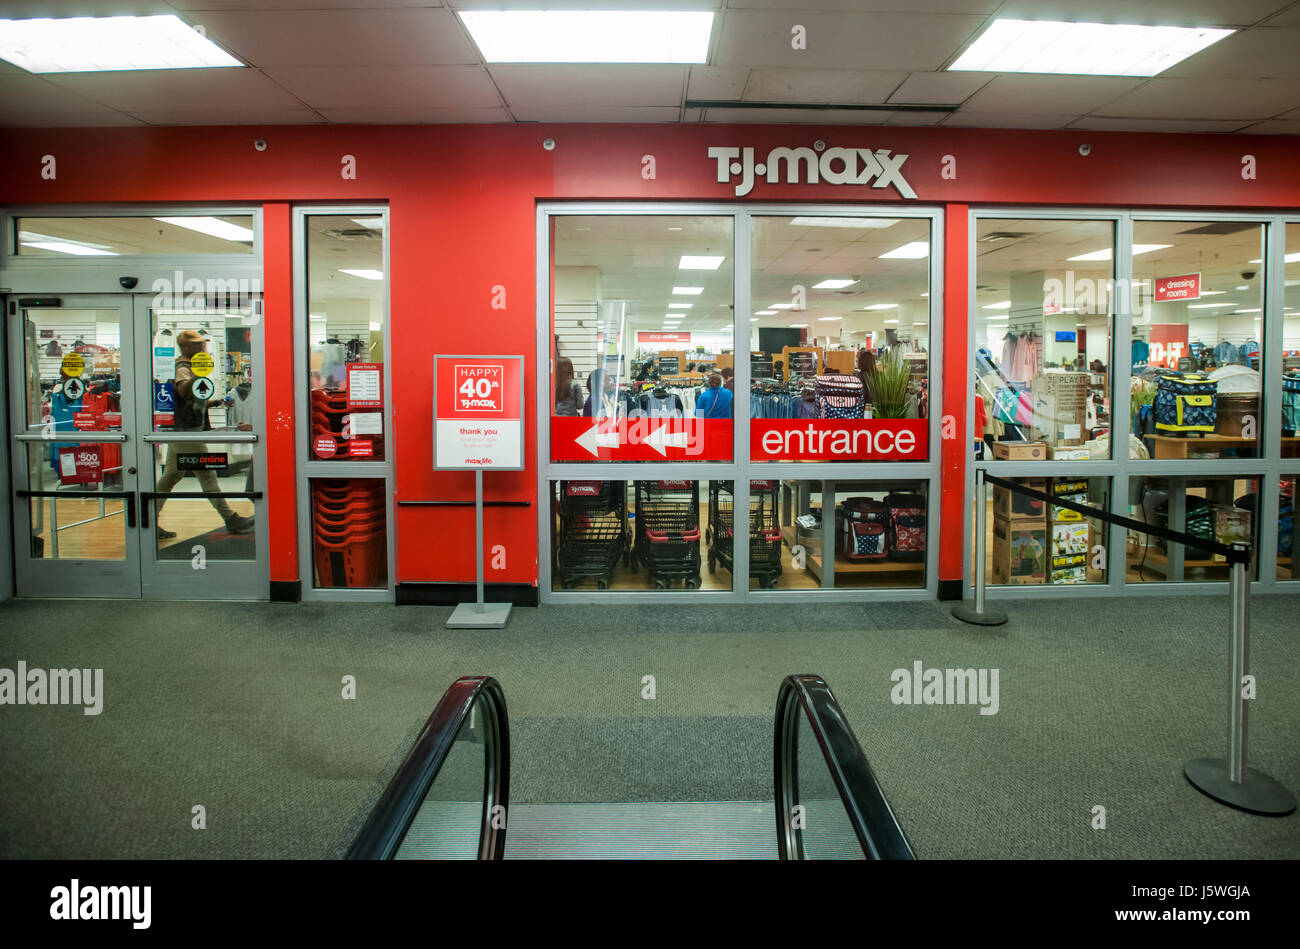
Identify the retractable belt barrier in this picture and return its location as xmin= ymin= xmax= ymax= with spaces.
xmin=954 ymin=469 xmax=1295 ymax=817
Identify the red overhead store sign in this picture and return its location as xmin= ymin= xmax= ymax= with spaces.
xmin=637 ymin=332 xmax=691 ymax=344
xmin=1154 ymin=273 xmax=1201 ymax=302
xmin=751 ymin=419 xmax=928 ymax=462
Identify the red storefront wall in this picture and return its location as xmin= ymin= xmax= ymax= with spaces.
xmin=3 ymin=125 xmax=1297 ymax=592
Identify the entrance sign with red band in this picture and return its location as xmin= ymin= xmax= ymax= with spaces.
xmin=750 ymin=419 xmax=928 ymax=462
xmin=433 ymin=355 xmax=524 ymax=470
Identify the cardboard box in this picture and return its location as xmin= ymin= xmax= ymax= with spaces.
xmin=993 ymin=478 xmax=1048 ymax=520
xmin=1051 ymin=521 xmax=1089 ymax=563
xmin=1048 ymin=446 xmax=1091 ymax=460
xmin=991 ymin=440 xmax=1047 ymax=461
xmin=992 ymin=516 xmax=1046 ymax=585
xmin=1031 ymin=370 xmax=1089 ymax=445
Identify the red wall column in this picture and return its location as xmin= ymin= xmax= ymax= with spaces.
xmin=261 ymin=202 xmax=298 ymax=585
xmin=940 ymin=203 xmax=969 ymax=589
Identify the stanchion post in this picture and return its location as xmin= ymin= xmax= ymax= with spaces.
xmin=1185 ymin=544 xmax=1294 ymax=815
xmin=952 ymin=467 xmax=1008 ymax=627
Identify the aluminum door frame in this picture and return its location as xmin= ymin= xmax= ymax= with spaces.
xmin=7 ymin=294 xmax=142 ymax=598
xmin=133 ymin=293 xmax=269 ymax=601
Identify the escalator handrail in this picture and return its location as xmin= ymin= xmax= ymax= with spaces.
xmin=346 ymin=675 xmax=510 ymax=860
xmin=773 ymin=674 xmax=916 ymax=860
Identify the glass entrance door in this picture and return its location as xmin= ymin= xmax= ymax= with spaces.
xmin=7 ymin=293 xmax=266 ymax=599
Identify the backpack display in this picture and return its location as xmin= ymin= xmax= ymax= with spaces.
xmin=1282 ymin=371 xmax=1300 ymax=435
xmin=838 ymin=497 xmax=888 ymax=560
xmin=885 ymin=493 xmax=926 ymax=562
xmin=814 ymin=374 xmax=865 ymax=420
xmin=1153 ymin=372 xmax=1216 ymax=436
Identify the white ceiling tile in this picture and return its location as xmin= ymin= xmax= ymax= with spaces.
xmin=0 ymin=1 xmax=177 ymax=15
xmin=687 ymin=66 xmax=749 ymax=101
xmin=318 ymin=107 xmax=510 ymax=124
xmin=991 ymin=1 xmax=1289 ymax=28
xmin=715 ymin=11 xmax=988 ymax=71
xmin=703 ymin=107 xmax=894 ymax=124
xmin=1067 ymin=117 xmax=1254 ymax=133
xmin=1235 ymin=119 xmax=1300 ymax=133
xmin=510 ymin=106 xmax=682 ymax=122
xmin=264 ymin=65 xmax=501 ymax=109
xmin=743 ymin=68 xmax=907 ymax=104
xmin=1161 ymin=27 xmax=1300 ymax=79
xmin=193 ymin=9 xmax=477 ymax=68
xmin=42 ymin=68 xmax=306 ymax=111
xmin=961 ymin=76 xmax=1144 ymax=114
xmin=491 ymin=65 xmax=686 ymax=108
xmin=885 ymin=109 xmax=949 ymax=125
xmin=1263 ymin=4 xmax=1300 ymax=25
xmin=0 ymin=75 xmax=117 ymax=111
xmin=942 ymin=111 xmax=1077 ymax=129
xmin=887 ymin=71 xmax=993 ymax=105
xmin=726 ymin=1 xmax=1000 ymax=11
xmin=129 ymin=109 xmax=326 ymax=125
xmin=0 ymin=109 xmax=144 ymax=126
xmin=1093 ymin=78 xmax=1300 ymax=120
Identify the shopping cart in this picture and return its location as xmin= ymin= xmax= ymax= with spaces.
xmin=555 ymin=481 xmax=628 ymax=590
xmin=633 ymin=480 xmax=701 ymax=589
xmin=706 ymin=480 xmax=782 ymax=589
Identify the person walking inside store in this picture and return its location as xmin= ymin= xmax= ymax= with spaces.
xmin=155 ymin=330 xmax=254 ymax=538
xmin=554 ymin=356 xmax=584 ymax=416
xmin=695 ymin=372 xmax=733 ymax=419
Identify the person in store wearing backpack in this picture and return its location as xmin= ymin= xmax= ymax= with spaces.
xmin=154 ymin=330 xmax=255 ymax=538
xmin=695 ymin=372 xmax=733 ymax=419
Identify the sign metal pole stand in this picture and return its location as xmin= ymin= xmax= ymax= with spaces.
xmin=1185 ymin=546 xmax=1294 ymax=815
xmin=446 ymin=469 xmax=512 ymax=629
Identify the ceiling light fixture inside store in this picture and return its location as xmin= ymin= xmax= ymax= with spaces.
xmin=790 ymin=217 xmax=900 ymax=229
xmin=1250 ymin=253 xmax=1300 ymax=264
xmin=351 ymin=218 xmax=383 ymax=230
xmin=1069 ymin=244 xmax=1170 ymax=261
xmin=679 ymin=255 xmax=725 ymax=270
xmin=340 ymin=269 xmax=383 ymax=280
xmin=668 ymin=303 xmax=692 ymax=309
xmin=0 ymin=14 xmax=244 ymax=72
xmin=884 ymin=319 xmax=900 ymax=324
xmin=673 ymin=286 xmax=703 ymax=295
xmin=770 ymin=303 xmax=796 ymax=309
xmin=19 ymin=234 xmax=117 ymax=255
xmin=879 ymin=242 xmax=929 ymax=259
xmin=812 ymin=278 xmax=858 ymax=289
xmin=983 ymin=301 xmax=1012 ymax=309
xmin=948 ymin=18 xmax=1232 ymax=77
xmin=817 ymin=316 xmax=843 ymax=321
xmin=862 ymin=303 xmax=898 ymax=310
xmin=754 ymin=310 xmax=777 ymax=316
xmin=1187 ymin=303 xmax=1237 ymax=309
xmin=459 ymin=10 xmax=713 ymax=63
xmin=788 ymin=323 xmax=808 ymax=328
xmin=154 ymin=216 xmax=254 ymax=243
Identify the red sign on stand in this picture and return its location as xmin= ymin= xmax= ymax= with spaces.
xmin=751 ymin=419 xmax=928 ymax=462
xmin=1154 ymin=273 xmax=1201 ymax=303
xmin=433 ymin=355 xmax=524 ymax=469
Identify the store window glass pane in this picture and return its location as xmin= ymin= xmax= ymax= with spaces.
xmin=750 ymin=216 xmax=930 ymax=464
xmin=1131 ymin=221 xmax=1265 ymax=460
xmin=976 ymin=476 xmax=1110 ymax=586
xmin=22 ymin=307 xmax=122 ymax=432
xmin=1279 ymin=476 xmax=1297 ymax=581
xmin=151 ymin=308 xmax=256 ymax=433
xmin=973 ymin=219 xmax=1114 ymax=463
xmin=16 ymin=216 xmax=255 ymax=256
xmin=551 ymin=480 xmax=725 ymax=591
xmin=306 ymin=214 xmax=387 ymax=462
xmin=311 ymin=479 xmax=388 ymax=588
xmin=148 ymin=445 xmax=255 ymax=558
xmin=771 ymin=479 xmax=928 ymax=589
xmin=1282 ymin=225 xmax=1300 ymax=457
xmin=549 ymin=216 xmax=734 ymax=463
xmin=23 ymin=444 xmax=126 ymax=560
xmin=1126 ymin=476 xmax=1260 ymax=583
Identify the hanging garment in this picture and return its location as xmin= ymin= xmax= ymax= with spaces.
xmin=1131 ymin=338 xmax=1150 ymax=370
xmin=1238 ymin=340 xmax=1260 ymax=366
xmin=1001 ymin=335 xmax=1016 ymax=375
xmin=1213 ymin=341 xmax=1239 ymax=366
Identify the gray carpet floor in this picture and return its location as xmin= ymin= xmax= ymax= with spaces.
xmin=0 ymin=595 xmax=1296 ymax=860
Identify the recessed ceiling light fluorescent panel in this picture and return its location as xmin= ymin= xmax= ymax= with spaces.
xmin=459 ymin=10 xmax=714 ymax=64
xmin=949 ymin=18 xmax=1233 ymax=77
xmin=155 ymin=217 xmax=254 ymax=243
xmin=0 ymin=14 xmax=243 ymax=72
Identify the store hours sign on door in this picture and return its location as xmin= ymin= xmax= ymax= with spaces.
xmin=433 ymin=355 xmax=524 ymax=469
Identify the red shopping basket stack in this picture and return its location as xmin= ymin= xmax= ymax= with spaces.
xmin=311 ymin=389 xmax=385 ymax=459
xmin=312 ymin=479 xmax=387 ymax=587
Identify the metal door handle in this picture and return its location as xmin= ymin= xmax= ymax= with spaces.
xmin=139 ymin=495 xmax=150 ymax=529
xmin=125 ymin=494 xmax=136 ymax=529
